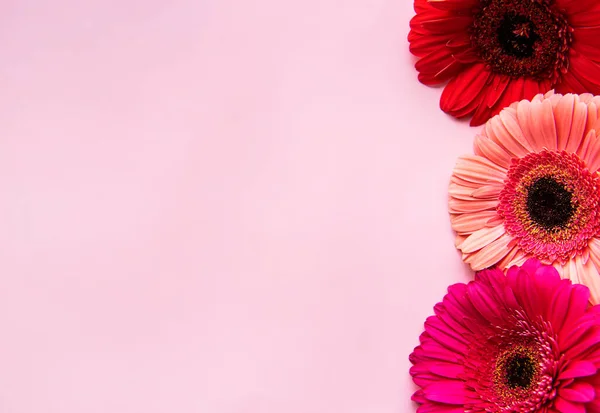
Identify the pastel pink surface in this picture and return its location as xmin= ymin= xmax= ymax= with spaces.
xmin=0 ymin=1 xmax=473 ymax=412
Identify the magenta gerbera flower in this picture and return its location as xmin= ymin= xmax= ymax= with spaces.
xmin=410 ymin=259 xmax=600 ymax=412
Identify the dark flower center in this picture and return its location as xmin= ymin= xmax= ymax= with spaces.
xmin=471 ymin=0 xmax=571 ymax=79
xmin=505 ymin=354 xmax=536 ymax=389
xmin=498 ymin=151 xmax=600 ymax=263
xmin=490 ymin=344 xmax=547 ymax=410
xmin=497 ymin=14 xmax=538 ymax=58
xmin=526 ymin=177 xmax=574 ymax=230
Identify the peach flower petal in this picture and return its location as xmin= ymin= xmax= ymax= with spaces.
xmin=585 ymin=102 xmax=598 ymax=137
xmin=555 ymin=93 xmax=576 ymax=151
xmin=450 ymin=210 xmax=498 ymax=233
xmin=458 ymin=225 xmax=505 ymax=254
xmin=464 ymin=233 xmax=511 ymax=270
xmin=499 ymin=108 xmax=534 ymax=153
xmin=449 ymin=183 xmax=503 ymax=200
xmin=473 ymin=134 xmax=513 ymax=168
xmin=516 ymin=100 xmax=539 ymax=151
xmin=497 ymin=246 xmax=522 ymax=268
xmin=587 ymin=238 xmax=600 ymax=269
xmin=452 ymin=155 xmax=506 ymax=185
xmin=576 ymin=255 xmax=600 ymax=305
xmin=565 ymin=101 xmax=588 ymax=153
xmin=581 ymin=131 xmax=600 ymax=173
xmin=529 ymin=99 xmax=557 ymax=151
xmin=449 ymin=198 xmax=499 ymax=213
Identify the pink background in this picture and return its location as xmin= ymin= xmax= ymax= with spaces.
xmin=0 ymin=1 xmax=475 ymax=412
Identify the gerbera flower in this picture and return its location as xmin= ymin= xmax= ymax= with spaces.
xmin=410 ymin=259 xmax=600 ymax=412
xmin=409 ymin=0 xmax=600 ymax=126
xmin=450 ymin=91 xmax=600 ymax=303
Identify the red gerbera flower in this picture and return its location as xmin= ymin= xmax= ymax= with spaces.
xmin=409 ymin=0 xmax=600 ymax=125
xmin=410 ymin=259 xmax=600 ymax=412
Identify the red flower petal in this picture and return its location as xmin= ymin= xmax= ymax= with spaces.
xmin=450 ymin=47 xmax=479 ymax=64
xmin=428 ymin=60 xmax=465 ymax=84
xmin=489 ymin=77 xmax=526 ymax=118
xmin=471 ymin=75 xmax=511 ymax=126
xmin=570 ymin=41 xmax=600 ymax=63
xmin=567 ymin=51 xmax=600 ymax=94
xmin=410 ymin=10 xmax=449 ymax=30
xmin=408 ymin=32 xmax=450 ymax=55
xmin=522 ymin=78 xmax=545 ymax=102
xmin=440 ymin=63 xmax=490 ymax=115
xmin=573 ymin=27 xmax=600 ymax=50
xmin=556 ymin=0 xmax=600 ymax=15
xmin=569 ymin=10 xmax=600 ymax=28
xmin=556 ymin=72 xmax=587 ymax=95
xmin=420 ymin=16 xmax=473 ymax=34
xmin=427 ymin=0 xmax=478 ymax=12
xmin=415 ymin=47 xmax=457 ymax=77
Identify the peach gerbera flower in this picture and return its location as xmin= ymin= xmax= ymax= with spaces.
xmin=450 ymin=91 xmax=600 ymax=303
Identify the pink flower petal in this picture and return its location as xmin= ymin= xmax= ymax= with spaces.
xmin=561 ymin=318 xmax=600 ymax=355
xmin=559 ymin=382 xmax=596 ymax=403
xmin=547 ymin=278 xmax=575 ymax=332
xmin=411 ymin=253 xmax=600 ymax=412
xmin=412 ymin=389 xmax=426 ymax=404
xmin=423 ymin=381 xmax=466 ymax=405
xmin=554 ymin=396 xmax=586 ymax=413
xmin=466 ymin=280 xmax=503 ymax=322
xmin=416 ymin=404 xmax=465 ymax=413
xmin=424 ymin=317 xmax=469 ymax=354
xmin=560 ymin=361 xmax=597 ymax=379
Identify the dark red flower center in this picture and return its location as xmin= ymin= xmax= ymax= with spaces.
xmin=497 ymin=14 xmax=538 ymax=58
xmin=466 ymin=323 xmax=559 ymax=413
xmin=493 ymin=346 xmax=541 ymax=396
xmin=526 ymin=177 xmax=574 ymax=230
xmin=498 ymin=150 xmax=600 ymax=263
xmin=471 ymin=0 xmax=571 ymax=80
xmin=505 ymin=354 xmax=536 ymax=389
